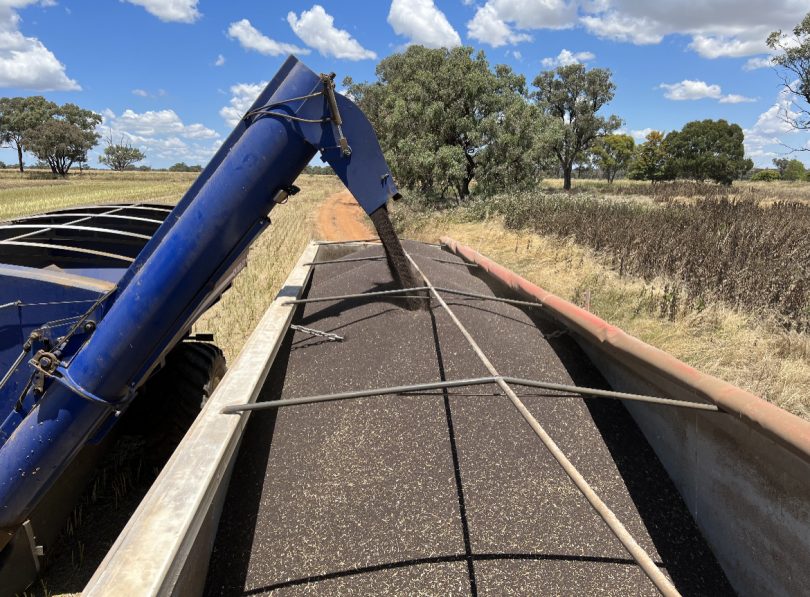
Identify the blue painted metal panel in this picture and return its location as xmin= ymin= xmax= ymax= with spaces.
xmin=0 ymin=55 xmax=399 ymax=548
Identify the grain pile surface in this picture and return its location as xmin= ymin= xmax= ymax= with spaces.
xmin=206 ymin=241 xmax=733 ymax=596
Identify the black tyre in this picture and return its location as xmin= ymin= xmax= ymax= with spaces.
xmin=124 ymin=341 xmax=226 ymax=465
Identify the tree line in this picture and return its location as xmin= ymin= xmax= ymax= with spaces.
xmin=346 ymin=46 xmax=758 ymax=198
xmin=347 ymin=11 xmax=810 ymax=199
xmin=0 ymin=96 xmax=148 ymax=175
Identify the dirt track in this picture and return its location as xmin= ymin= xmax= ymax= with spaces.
xmin=316 ymin=189 xmax=373 ymax=241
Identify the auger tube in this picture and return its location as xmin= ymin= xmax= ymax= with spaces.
xmin=0 ymin=55 xmax=412 ymax=551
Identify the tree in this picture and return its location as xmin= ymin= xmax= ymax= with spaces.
xmin=767 ymin=12 xmax=810 ymax=133
xmin=773 ymin=157 xmax=790 ymax=176
xmin=664 ymin=119 xmax=753 ymax=185
xmin=532 ymin=63 xmax=621 ymax=190
xmin=168 ymin=162 xmax=202 ymax=172
xmin=0 ymin=96 xmax=58 ymax=172
xmin=474 ymin=95 xmax=559 ymax=195
xmin=591 ymin=134 xmax=634 ymax=183
xmin=99 ymin=133 xmax=146 ymax=170
xmin=629 ymin=131 xmax=670 ymax=182
xmin=345 ymin=46 xmax=541 ymax=200
xmin=24 ymin=104 xmax=101 ymax=176
xmin=303 ymin=165 xmax=335 ymax=175
xmin=751 ymin=170 xmax=781 ymax=181
xmin=782 ymin=158 xmax=806 ymax=181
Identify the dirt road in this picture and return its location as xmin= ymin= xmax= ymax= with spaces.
xmin=316 ymin=189 xmax=373 ymax=241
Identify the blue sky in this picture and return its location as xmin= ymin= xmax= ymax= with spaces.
xmin=0 ymin=0 xmax=808 ymax=169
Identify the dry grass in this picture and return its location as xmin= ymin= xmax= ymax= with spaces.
xmin=192 ymin=174 xmax=343 ymax=361
xmin=393 ymin=202 xmax=810 ymax=421
xmin=0 ymin=170 xmax=198 ymax=220
xmin=541 ymin=177 xmax=810 ymax=205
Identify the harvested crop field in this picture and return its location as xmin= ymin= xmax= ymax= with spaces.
xmin=205 ymin=241 xmax=732 ymax=595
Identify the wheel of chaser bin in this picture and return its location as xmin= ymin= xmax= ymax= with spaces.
xmin=132 ymin=341 xmax=226 ymax=466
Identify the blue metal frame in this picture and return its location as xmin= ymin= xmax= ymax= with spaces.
xmin=0 ymin=55 xmax=400 ymax=550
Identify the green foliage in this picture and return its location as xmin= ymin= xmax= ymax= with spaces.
xmin=99 ymin=135 xmax=146 ymax=171
xmin=629 ymin=131 xmax=670 ymax=182
xmin=0 ymin=161 xmax=5 ymax=169
xmin=168 ymin=162 xmax=202 ymax=172
xmin=532 ymin=63 xmax=621 ymax=190
xmin=768 ymin=12 xmax=810 ymax=131
xmin=773 ymin=157 xmax=790 ymax=176
xmin=24 ymin=104 xmax=102 ymax=177
xmin=0 ymin=96 xmax=59 ymax=172
xmin=303 ymin=164 xmax=335 ymax=175
xmin=751 ymin=170 xmax=782 ymax=181
xmin=345 ymin=45 xmax=551 ymax=200
xmin=591 ymin=134 xmax=634 ymax=183
xmin=783 ymin=159 xmax=806 ymax=181
xmin=475 ymin=97 xmax=559 ymax=195
xmin=664 ymin=119 xmax=752 ymax=185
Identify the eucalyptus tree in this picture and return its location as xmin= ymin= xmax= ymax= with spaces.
xmin=24 ymin=103 xmax=101 ymax=176
xmin=532 ymin=64 xmax=621 ymax=190
xmin=768 ymin=12 xmax=810 ymax=133
xmin=591 ymin=134 xmax=635 ymax=183
xmin=665 ymin=120 xmax=752 ymax=185
xmin=100 ymin=133 xmax=146 ymax=170
xmin=0 ymin=96 xmax=58 ymax=172
xmin=345 ymin=45 xmax=553 ymax=200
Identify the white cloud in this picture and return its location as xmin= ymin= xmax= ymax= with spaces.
xmin=630 ymin=128 xmax=655 ymax=141
xmin=719 ymin=94 xmax=756 ymax=104
xmin=579 ymin=1 xmax=807 ymax=59
xmin=106 ymin=109 xmax=218 ymax=139
xmin=123 ymin=0 xmax=200 ymax=23
xmin=580 ymin=13 xmax=663 ymax=45
xmin=467 ymin=4 xmax=531 ymax=47
xmin=541 ymin=49 xmax=595 ymax=68
xmin=659 ymin=79 xmax=755 ymax=104
xmin=659 ymin=80 xmax=722 ymax=101
xmin=688 ymin=35 xmax=765 ymax=59
xmin=388 ymin=0 xmax=462 ymax=49
xmin=479 ymin=0 xmax=577 ymax=30
xmin=227 ymin=19 xmax=309 ymax=57
xmin=287 ymin=5 xmax=376 ymax=61
xmin=131 ymin=88 xmax=166 ymax=98
xmin=219 ymin=81 xmax=267 ymax=128
xmin=214 ymin=54 xmax=225 ymax=67
xmin=467 ymin=0 xmax=577 ymax=47
xmin=743 ymin=56 xmax=775 ymax=71
xmin=743 ymin=90 xmax=807 ymax=165
xmin=98 ymin=107 xmax=221 ymax=165
xmin=0 ymin=0 xmax=80 ymax=90
xmin=750 ymin=93 xmax=798 ymax=136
